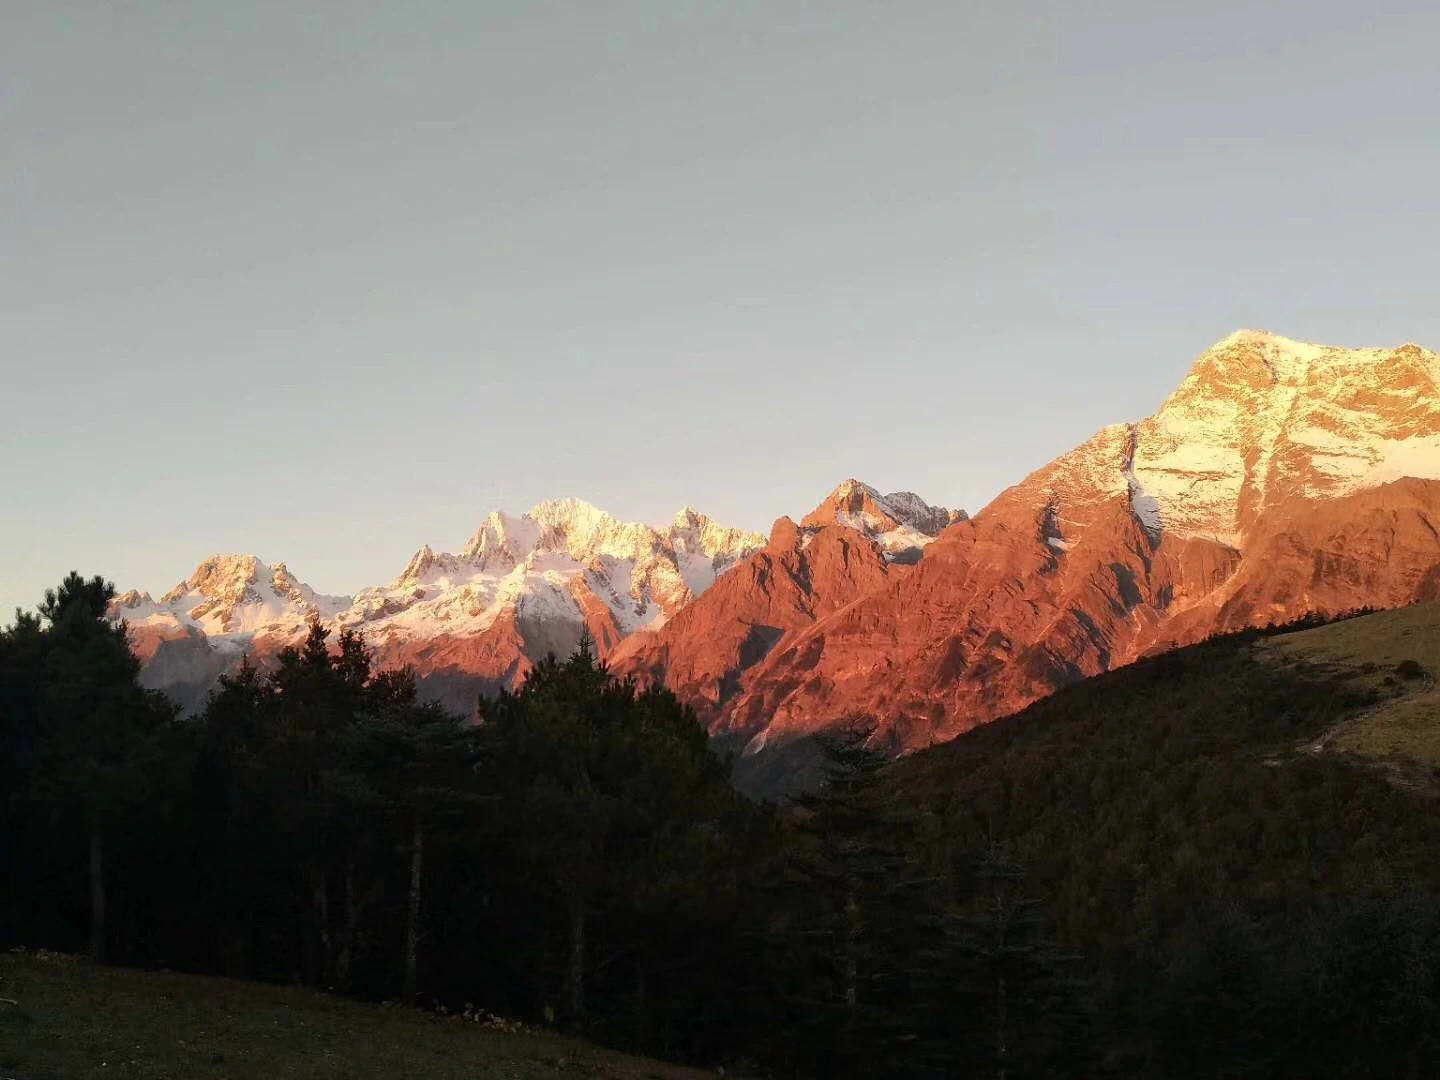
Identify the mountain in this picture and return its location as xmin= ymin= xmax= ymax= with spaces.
xmin=117 ymin=331 xmax=1440 ymax=760
xmin=611 ymin=331 xmax=1440 ymax=758
xmin=113 ymin=501 xmax=764 ymax=713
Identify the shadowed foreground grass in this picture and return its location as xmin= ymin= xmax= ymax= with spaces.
xmin=0 ymin=951 xmax=712 ymax=1080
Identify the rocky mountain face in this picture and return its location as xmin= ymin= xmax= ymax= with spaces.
xmin=119 ymin=331 xmax=1440 ymax=769
xmin=606 ymin=482 xmax=965 ymax=723
xmin=113 ymin=502 xmax=765 ymax=713
xmin=610 ymin=331 xmax=1440 ymax=756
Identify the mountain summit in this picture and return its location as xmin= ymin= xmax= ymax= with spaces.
xmin=114 ymin=555 xmax=348 ymax=638
xmin=1003 ymin=332 xmax=1440 ymax=554
xmin=1133 ymin=330 xmax=1440 ymax=544
xmin=801 ymin=480 xmax=966 ymax=560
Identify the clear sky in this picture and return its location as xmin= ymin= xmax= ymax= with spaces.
xmin=5 ymin=1 xmax=1440 ymax=615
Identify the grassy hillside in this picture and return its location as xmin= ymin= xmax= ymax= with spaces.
xmin=1257 ymin=601 xmax=1440 ymax=784
xmin=0 ymin=950 xmax=712 ymax=1080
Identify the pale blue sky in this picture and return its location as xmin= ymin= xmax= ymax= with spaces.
xmin=5 ymin=1 xmax=1440 ymax=615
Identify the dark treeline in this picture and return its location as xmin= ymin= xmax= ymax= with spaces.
xmin=5 ymin=574 xmax=1440 ymax=1077
xmin=0 ymin=574 xmax=1088 ymax=1077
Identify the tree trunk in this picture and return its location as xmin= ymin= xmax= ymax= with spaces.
xmin=88 ymin=829 xmax=105 ymax=961
xmin=634 ymin=959 xmax=648 ymax=1046
xmin=567 ymin=893 xmax=586 ymax=1023
xmin=309 ymin=867 xmax=331 ymax=986
xmin=403 ymin=818 xmax=424 ymax=1005
xmin=336 ymin=861 xmax=357 ymax=990
xmin=996 ymin=970 xmax=1008 ymax=1080
xmin=994 ymin=895 xmax=1008 ymax=1080
xmin=843 ymin=888 xmax=860 ymax=1013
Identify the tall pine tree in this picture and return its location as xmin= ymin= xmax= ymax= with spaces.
xmin=944 ymin=844 xmax=1095 ymax=1079
xmin=767 ymin=722 xmax=943 ymax=1078
xmin=340 ymin=667 xmax=483 ymax=1002
xmin=23 ymin=574 xmax=171 ymax=959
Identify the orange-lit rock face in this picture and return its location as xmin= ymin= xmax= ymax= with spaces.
xmin=686 ymin=479 xmax=1440 ymax=755
xmin=622 ymin=494 xmax=1236 ymax=752
xmin=119 ymin=332 xmax=1440 ymax=756
xmin=613 ymin=333 xmax=1440 ymax=755
xmin=608 ymin=515 xmax=901 ymax=722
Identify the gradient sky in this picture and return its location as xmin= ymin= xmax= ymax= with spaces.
xmin=6 ymin=1 xmax=1440 ymax=615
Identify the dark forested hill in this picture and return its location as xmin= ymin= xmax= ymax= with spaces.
xmin=12 ymin=573 xmax=1440 ymax=1078
xmin=890 ymin=603 xmax=1440 ymax=1075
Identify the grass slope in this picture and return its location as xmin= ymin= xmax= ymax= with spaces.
xmin=1258 ymin=601 xmax=1440 ymax=782
xmin=0 ymin=951 xmax=711 ymax=1080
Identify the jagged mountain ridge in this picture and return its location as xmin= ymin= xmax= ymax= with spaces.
xmin=113 ymin=500 xmax=771 ymax=712
xmin=114 ymin=489 xmax=961 ymax=715
xmin=610 ymin=331 xmax=1440 ymax=756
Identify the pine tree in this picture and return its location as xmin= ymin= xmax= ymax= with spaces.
xmin=189 ymin=656 xmax=297 ymax=977
xmin=768 ymin=722 xmax=943 ymax=1078
xmin=340 ymin=666 xmax=484 ymax=1003
xmin=478 ymin=641 xmax=750 ymax=1040
xmin=231 ymin=618 xmax=376 ymax=986
xmin=479 ymin=646 xmax=618 ymax=1023
xmin=0 ymin=608 xmax=46 ymax=948
xmin=24 ymin=573 xmax=172 ymax=960
xmin=945 ymin=844 xmax=1095 ymax=1079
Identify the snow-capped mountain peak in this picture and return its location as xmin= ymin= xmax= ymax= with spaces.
xmin=670 ymin=506 xmax=767 ymax=559
xmin=529 ymin=498 xmax=668 ymax=567
xmin=1136 ymin=332 xmax=1440 ymax=544
xmin=459 ymin=510 xmax=542 ymax=570
xmin=1002 ymin=331 xmax=1440 ymax=549
xmin=159 ymin=553 xmax=262 ymax=603
xmin=112 ymin=554 xmax=349 ymax=639
xmin=396 ymin=544 xmax=473 ymax=586
xmin=801 ymin=478 xmax=967 ymax=559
